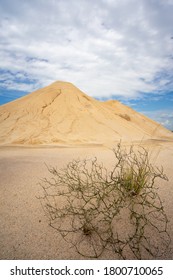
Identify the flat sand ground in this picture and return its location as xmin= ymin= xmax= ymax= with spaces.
xmin=0 ymin=140 xmax=173 ymax=259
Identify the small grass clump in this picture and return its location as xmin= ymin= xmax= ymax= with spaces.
xmin=39 ymin=143 xmax=170 ymax=259
xmin=113 ymin=145 xmax=154 ymax=196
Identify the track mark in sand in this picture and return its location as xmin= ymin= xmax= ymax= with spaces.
xmin=77 ymin=96 xmax=93 ymax=110
xmin=1 ymin=112 xmax=11 ymax=121
xmin=3 ymin=110 xmax=30 ymax=138
xmin=30 ymin=89 xmax=66 ymax=139
xmin=90 ymin=113 xmax=122 ymax=137
xmin=41 ymin=90 xmax=62 ymax=113
xmin=82 ymin=95 xmax=91 ymax=102
xmin=119 ymin=114 xmax=131 ymax=121
xmin=32 ymin=90 xmax=63 ymax=138
xmin=77 ymin=96 xmax=83 ymax=109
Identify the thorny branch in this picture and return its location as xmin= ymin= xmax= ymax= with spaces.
xmin=39 ymin=143 xmax=171 ymax=259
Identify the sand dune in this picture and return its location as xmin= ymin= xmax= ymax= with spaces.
xmin=0 ymin=82 xmax=173 ymax=259
xmin=0 ymin=81 xmax=172 ymax=145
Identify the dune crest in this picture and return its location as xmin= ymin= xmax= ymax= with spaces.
xmin=0 ymin=81 xmax=172 ymax=145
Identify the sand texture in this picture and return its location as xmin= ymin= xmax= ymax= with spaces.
xmin=0 ymin=81 xmax=173 ymax=259
xmin=0 ymin=141 xmax=173 ymax=260
xmin=0 ymin=81 xmax=172 ymax=146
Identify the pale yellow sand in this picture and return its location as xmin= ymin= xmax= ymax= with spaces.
xmin=0 ymin=141 xmax=173 ymax=259
xmin=0 ymin=81 xmax=172 ymax=146
xmin=0 ymin=82 xmax=173 ymax=259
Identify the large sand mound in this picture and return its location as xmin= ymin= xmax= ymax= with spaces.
xmin=0 ymin=81 xmax=172 ymax=145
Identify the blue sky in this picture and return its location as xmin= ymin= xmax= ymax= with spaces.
xmin=0 ymin=0 xmax=173 ymax=130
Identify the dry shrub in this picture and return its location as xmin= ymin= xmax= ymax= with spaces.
xmin=39 ymin=143 xmax=171 ymax=259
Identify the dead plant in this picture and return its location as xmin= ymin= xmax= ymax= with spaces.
xmin=39 ymin=143 xmax=170 ymax=259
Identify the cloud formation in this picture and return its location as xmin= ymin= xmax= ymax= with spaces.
xmin=0 ymin=0 xmax=173 ymax=142
xmin=0 ymin=0 xmax=173 ymax=99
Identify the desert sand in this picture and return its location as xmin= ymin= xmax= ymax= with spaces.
xmin=0 ymin=82 xmax=173 ymax=259
xmin=0 ymin=81 xmax=172 ymax=146
xmin=0 ymin=141 xmax=173 ymax=260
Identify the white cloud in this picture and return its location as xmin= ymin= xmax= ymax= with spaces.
xmin=0 ymin=0 xmax=173 ymax=99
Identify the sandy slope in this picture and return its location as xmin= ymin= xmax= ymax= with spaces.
xmin=0 ymin=81 xmax=173 ymax=259
xmin=0 ymin=141 xmax=173 ymax=260
xmin=0 ymin=81 xmax=172 ymax=146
